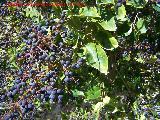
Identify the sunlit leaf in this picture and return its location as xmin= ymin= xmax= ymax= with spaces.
xmin=136 ymin=18 xmax=147 ymax=34
xmin=95 ymin=31 xmax=118 ymax=50
xmin=102 ymin=96 xmax=110 ymax=104
xmin=99 ymin=17 xmax=117 ymax=31
xmin=79 ymin=7 xmax=100 ymax=17
xmin=86 ymin=86 xmax=101 ymax=100
xmin=24 ymin=6 xmax=42 ymax=23
xmin=94 ymin=96 xmax=110 ymax=113
xmin=109 ymin=37 xmax=118 ymax=49
xmin=125 ymin=25 xmax=132 ymax=36
xmin=72 ymin=89 xmax=85 ymax=97
xmin=153 ymin=4 xmax=160 ymax=12
xmin=98 ymin=0 xmax=115 ymax=4
xmin=84 ymin=43 xmax=108 ymax=75
xmin=117 ymin=5 xmax=126 ymax=21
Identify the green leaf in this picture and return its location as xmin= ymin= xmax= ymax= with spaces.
xmin=123 ymin=55 xmax=131 ymax=61
xmin=99 ymin=17 xmax=117 ymax=31
xmin=136 ymin=18 xmax=147 ymax=34
xmin=98 ymin=0 xmax=115 ymax=4
xmin=95 ymin=31 xmax=118 ymax=50
xmin=94 ymin=102 xmax=104 ymax=112
xmin=140 ymin=114 xmax=145 ymax=120
xmin=117 ymin=21 xmax=130 ymax=35
xmin=24 ymin=7 xmax=42 ymax=23
xmin=124 ymin=25 xmax=132 ymax=36
xmin=79 ymin=7 xmax=100 ymax=17
xmin=153 ymin=4 xmax=160 ymax=12
xmin=93 ymin=96 xmax=110 ymax=112
xmin=117 ymin=5 xmax=126 ymax=21
xmin=109 ymin=37 xmax=118 ymax=49
xmin=72 ymin=89 xmax=85 ymax=97
xmin=102 ymin=96 xmax=110 ymax=104
xmin=144 ymin=55 xmax=157 ymax=64
xmin=86 ymin=86 xmax=101 ymax=100
xmin=135 ymin=58 xmax=144 ymax=63
xmin=68 ymin=16 xmax=83 ymax=32
xmin=84 ymin=43 xmax=108 ymax=75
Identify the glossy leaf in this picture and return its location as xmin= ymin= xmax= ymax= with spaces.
xmin=117 ymin=5 xmax=126 ymax=21
xmin=79 ymin=7 xmax=100 ymax=17
xmin=99 ymin=17 xmax=117 ymax=31
xmin=95 ymin=31 xmax=118 ymax=50
xmin=136 ymin=18 xmax=147 ymax=34
xmin=98 ymin=0 xmax=115 ymax=4
xmin=84 ymin=43 xmax=108 ymax=75
xmin=109 ymin=37 xmax=119 ymax=50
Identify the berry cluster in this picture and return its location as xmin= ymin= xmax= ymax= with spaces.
xmin=0 ymin=5 xmax=28 ymax=50
xmin=0 ymin=7 xmax=85 ymax=119
xmin=0 ymin=70 xmax=6 ymax=90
